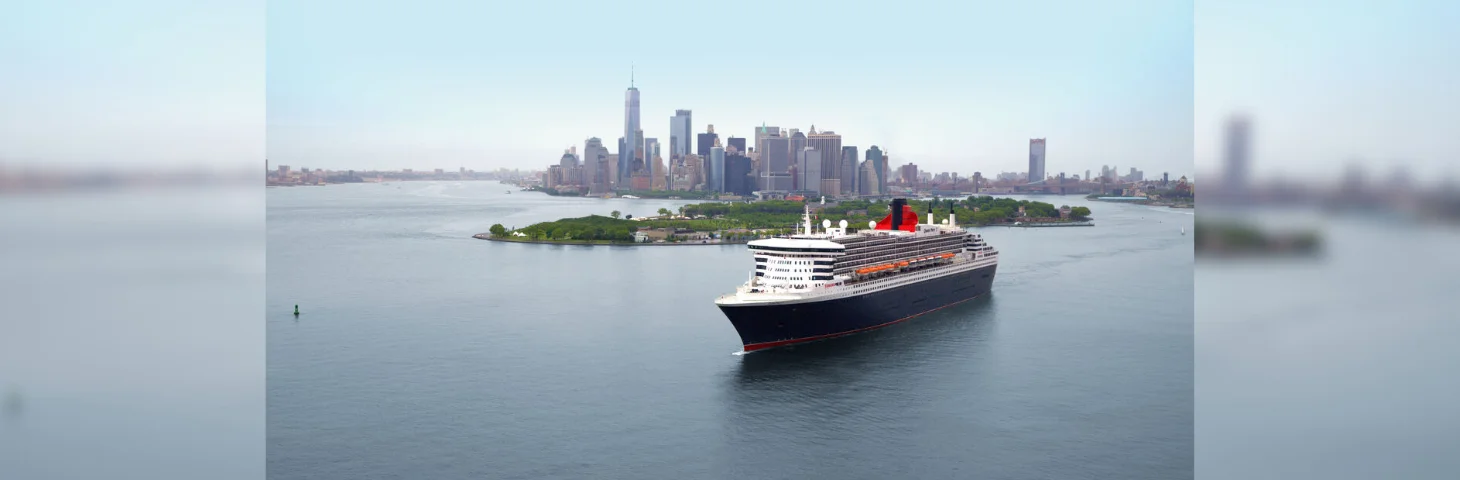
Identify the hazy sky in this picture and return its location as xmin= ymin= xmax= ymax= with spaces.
xmin=0 ymin=1 xmax=264 ymax=170
xmin=267 ymin=0 xmax=1193 ymax=177
xmin=1196 ymin=0 xmax=1460 ymax=183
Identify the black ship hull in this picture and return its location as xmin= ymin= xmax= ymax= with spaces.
xmin=718 ymin=263 xmax=997 ymax=351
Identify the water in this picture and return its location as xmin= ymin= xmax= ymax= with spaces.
xmin=1196 ymin=211 xmax=1460 ymax=479
xmin=268 ymin=182 xmax=1193 ymax=479
xmin=1 ymin=187 xmax=265 ymax=479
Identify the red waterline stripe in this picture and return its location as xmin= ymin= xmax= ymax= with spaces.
xmin=740 ymin=295 xmax=982 ymax=352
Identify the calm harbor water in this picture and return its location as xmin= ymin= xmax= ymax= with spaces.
xmin=1195 ymin=210 xmax=1460 ymax=479
xmin=267 ymin=182 xmax=1193 ymax=479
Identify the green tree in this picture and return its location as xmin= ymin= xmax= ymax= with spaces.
xmin=1070 ymin=206 xmax=1092 ymax=220
xmin=489 ymin=224 xmax=507 ymax=237
xmin=625 ymin=214 xmax=633 ymax=220
xmin=610 ymin=210 xmax=621 ymax=219
xmin=658 ymin=207 xmax=672 ymax=217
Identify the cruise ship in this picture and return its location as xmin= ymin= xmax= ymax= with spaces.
xmin=715 ymin=198 xmax=998 ymax=352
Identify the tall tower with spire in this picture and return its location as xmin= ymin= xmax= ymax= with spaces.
xmin=621 ymin=65 xmax=641 ymax=188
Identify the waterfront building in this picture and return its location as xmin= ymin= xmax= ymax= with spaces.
xmin=841 ymin=146 xmax=858 ymax=194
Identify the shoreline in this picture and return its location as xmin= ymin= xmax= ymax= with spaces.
xmin=981 ymin=221 xmax=1095 ymax=227
xmin=472 ymin=233 xmax=750 ymax=246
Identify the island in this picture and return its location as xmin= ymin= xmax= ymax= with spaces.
xmin=1194 ymin=220 xmax=1321 ymax=257
xmin=474 ymin=196 xmax=1094 ymax=245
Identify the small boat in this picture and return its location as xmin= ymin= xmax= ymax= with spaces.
xmin=1181 ymin=227 xmax=1186 ymax=235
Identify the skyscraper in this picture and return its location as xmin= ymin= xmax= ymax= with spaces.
xmin=710 ymin=139 xmax=725 ymax=193
xmin=807 ymin=127 xmax=842 ymax=195
xmin=797 ymin=147 xmax=822 ymax=194
xmin=761 ymin=136 xmax=790 ymax=191
xmin=841 ymin=146 xmax=858 ymax=195
xmin=788 ymin=130 xmax=807 ymax=173
xmin=670 ymin=109 xmax=692 ymax=161
xmin=866 ymin=146 xmax=885 ymax=195
xmin=727 ymin=137 xmax=746 ymax=155
xmin=724 ymin=153 xmax=752 ymax=196
xmin=617 ymin=137 xmax=628 ymax=188
xmin=697 ymin=125 xmax=718 ymax=159
xmin=1224 ymin=115 xmax=1249 ymax=193
xmin=1028 ymin=138 xmax=1046 ymax=184
xmin=585 ymin=137 xmax=608 ymax=192
xmin=858 ymin=160 xmax=879 ymax=196
xmin=622 ymin=73 xmax=640 ymax=187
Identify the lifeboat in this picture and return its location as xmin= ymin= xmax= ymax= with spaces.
xmin=941 ymin=253 xmax=955 ymax=259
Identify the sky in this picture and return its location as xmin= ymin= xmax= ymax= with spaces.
xmin=1195 ymin=0 xmax=1460 ymax=184
xmin=6 ymin=2 xmax=1457 ymax=184
xmin=0 ymin=1 xmax=264 ymax=171
xmin=265 ymin=0 xmax=1194 ymax=177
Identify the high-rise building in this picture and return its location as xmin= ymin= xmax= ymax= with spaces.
xmin=670 ymin=109 xmax=692 ymax=161
xmin=760 ymin=136 xmax=791 ymax=191
xmin=1086 ymin=169 xmax=1092 ymax=182
xmin=710 ymin=140 xmax=725 ymax=192
xmin=684 ymin=154 xmax=704 ymax=189
xmin=858 ymin=160 xmax=879 ymax=196
xmin=1224 ymin=115 xmax=1249 ymax=193
xmin=727 ymin=136 xmax=746 ymax=155
xmin=973 ymin=172 xmax=983 ymax=193
xmin=899 ymin=163 xmax=918 ymax=186
xmin=866 ymin=146 xmax=885 ymax=195
xmin=797 ymin=147 xmax=822 ymax=194
xmin=617 ymin=137 xmax=628 ymax=187
xmin=807 ymin=127 xmax=842 ymax=195
xmin=1028 ymin=138 xmax=1046 ymax=184
xmin=841 ymin=146 xmax=859 ymax=195
xmin=643 ymin=137 xmax=658 ymax=175
xmin=585 ymin=137 xmax=609 ymax=192
xmin=651 ymin=154 xmax=667 ymax=191
xmin=788 ymin=130 xmax=807 ymax=172
xmin=623 ymin=76 xmax=640 ymax=186
xmin=724 ymin=154 xmax=752 ymax=196
xmin=607 ymin=154 xmax=619 ymax=189
xmin=697 ymin=125 xmax=718 ymax=159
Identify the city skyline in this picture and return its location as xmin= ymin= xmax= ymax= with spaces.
xmin=264 ymin=1 xmax=1194 ymax=177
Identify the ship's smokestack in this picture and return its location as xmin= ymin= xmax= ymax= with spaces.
xmin=889 ymin=199 xmax=907 ymax=230
xmin=949 ymin=202 xmax=956 ymax=226
xmin=927 ymin=201 xmax=934 ymax=225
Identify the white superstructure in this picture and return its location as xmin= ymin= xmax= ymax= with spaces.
xmin=716 ymin=203 xmax=998 ymax=306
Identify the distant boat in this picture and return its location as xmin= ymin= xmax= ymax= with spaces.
xmin=1181 ymin=226 xmax=1186 ymax=235
xmin=506 ymin=190 xmax=511 ymax=194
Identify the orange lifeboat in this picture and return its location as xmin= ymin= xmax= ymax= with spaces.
xmin=941 ymin=253 xmax=955 ymax=259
